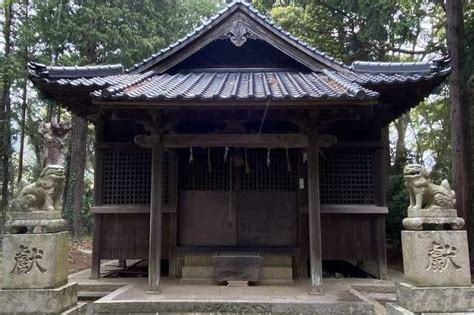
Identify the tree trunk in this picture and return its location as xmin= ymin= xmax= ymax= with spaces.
xmin=65 ymin=115 xmax=88 ymax=238
xmin=1 ymin=0 xmax=13 ymax=232
xmin=18 ymin=84 xmax=28 ymax=183
xmin=392 ymin=113 xmax=410 ymax=174
xmin=447 ymin=0 xmax=471 ymax=265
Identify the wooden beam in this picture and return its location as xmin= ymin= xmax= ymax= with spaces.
xmin=162 ymin=134 xmax=308 ymax=148
xmin=135 ymin=134 xmax=164 ymax=293
xmin=307 ymin=134 xmax=323 ymax=294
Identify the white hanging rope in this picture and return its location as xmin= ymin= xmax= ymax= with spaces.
xmin=223 ymin=146 xmax=229 ymax=162
xmin=208 ymin=147 xmax=212 ymax=173
xmin=245 ymin=148 xmax=250 ymax=174
xmin=286 ymin=148 xmax=292 ymax=172
xmin=267 ymin=148 xmax=271 ymax=167
xmin=189 ymin=147 xmax=194 ymax=164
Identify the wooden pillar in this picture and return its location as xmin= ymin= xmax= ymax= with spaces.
xmin=135 ymin=134 xmax=163 ymax=293
xmin=90 ymin=213 xmax=101 ymax=279
xmin=307 ymin=135 xmax=323 ymax=294
xmin=91 ymin=119 xmax=104 ymax=279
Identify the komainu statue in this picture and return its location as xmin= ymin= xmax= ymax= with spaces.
xmin=403 ymin=163 xmax=464 ymax=231
xmin=403 ymin=164 xmax=456 ymax=210
xmin=5 ymin=118 xmax=70 ymax=233
xmin=9 ymin=118 xmax=70 ymax=212
xmin=10 ymin=166 xmax=65 ymax=212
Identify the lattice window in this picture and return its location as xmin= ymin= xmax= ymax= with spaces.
xmin=320 ymin=149 xmax=375 ymax=204
xmin=178 ymin=148 xmax=296 ymax=191
xmin=102 ymin=149 xmax=171 ymax=205
xmin=178 ymin=147 xmax=233 ymax=190
xmin=241 ymin=148 xmax=296 ymax=191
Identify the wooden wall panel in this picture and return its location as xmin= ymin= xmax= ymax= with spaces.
xmin=98 ymin=213 xmax=172 ymax=260
xmin=321 ymin=214 xmax=380 ymax=261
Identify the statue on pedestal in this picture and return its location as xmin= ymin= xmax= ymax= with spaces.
xmin=387 ymin=163 xmax=473 ymax=314
xmin=5 ymin=118 xmax=70 ymax=234
xmin=1 ymin=118 xmax=77 ymax=312
xmin=402 ymin=163 xmax=464 ymax=230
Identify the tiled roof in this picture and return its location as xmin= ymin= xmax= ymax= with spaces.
xmin=126 ymin=0 xmax=349 ymax=73
xmin=28 ymin=62 xmax=123 ymax=79
xmin=93 ymin=71 xmax=379 ymax=101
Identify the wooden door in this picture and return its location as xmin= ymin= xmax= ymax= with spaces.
xmin=177 ymin=148 xmax=297 ymax=248
xmin=237 ymin=191 xmax=297 ymax=246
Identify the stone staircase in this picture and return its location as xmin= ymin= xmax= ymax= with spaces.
xmin=180 ymin=254 xmax=294 ymax=285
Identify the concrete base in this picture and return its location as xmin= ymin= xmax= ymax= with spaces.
xmin=92 ymin=279 xmax=374 ymax=314
xmin=394 ymin=282 xmax=474 ymax=313
xmin=0 ymin=282 xmax=78 ymax=314
xmin=402 ymin=230 xmax=471 ymax=286
xmin=387 ymin=302 xmax=474 ymax=314
xmin=2 ymin=231 xmax=69 ymax=289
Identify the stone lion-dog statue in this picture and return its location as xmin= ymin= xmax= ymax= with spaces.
xmin=10 ymin=165 xmax=66 ymax=212
xmin=403 ymin=164 xmax=456 ymax=210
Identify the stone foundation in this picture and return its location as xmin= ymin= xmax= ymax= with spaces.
xmin=387 ymin=282 xmax=474 ymax=314
xmin=2 ymin=231 xmax=69 ymax=289
xmin=0 ymin=282 xmax=78 ymax=314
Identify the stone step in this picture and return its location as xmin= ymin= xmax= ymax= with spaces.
xmin=77 ymin=291 xmax=111 ymax=300
xmin=261 ymin=255 xmax=292 ymax=267
xmin=260 ymin=266 xmax=294 ymax=284
xmin=182 ymin=265 xmax=214 ymax=278
xmin=180 ymin=264 xmax=293 ymax=284
xmin=184 ymin=255 xmax=292 ymax=267
xmin=367 ymin=292 xmax=397 ymax=303
xmin=61 ymin=301 xmax=92 ymax=315
xmin=184 ymin=255 xmax=213 ymax=266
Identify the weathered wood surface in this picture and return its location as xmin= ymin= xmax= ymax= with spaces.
xmin=163 ymin=134 xmax=308 ymax=148
xmin=237 ymin=191 xmax=297 ymax=246
xmin=178 ymin=191 xmax=238 ymax=246
xmin=91 ymin=205 xmax=176 ymax=214
xmin=300 ymin=205 xmax=388 ymax=214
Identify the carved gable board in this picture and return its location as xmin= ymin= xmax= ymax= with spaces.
xmin=128 ymin=3 xmax=348 ymax=74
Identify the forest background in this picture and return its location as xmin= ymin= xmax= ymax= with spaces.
xmin=0 ymin=0 xmax=472 ymax=260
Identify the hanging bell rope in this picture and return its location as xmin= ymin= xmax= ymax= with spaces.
xmin=189 ymin=147 xmax=194 ymax=164
xmin=267 ymin=148 xmax=271 ymax=167
xmin=208 ymin=147 xmax=212 ymax=173
xmin=245 ymin=148 xmax=250 ymax=174
xmin=223 ymin=146 xmax=229 ymax=162
xmin=286 ymin=148 xmax=292 ymax=172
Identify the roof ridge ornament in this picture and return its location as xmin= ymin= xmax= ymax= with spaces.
xmin=225 ymin=20 xmax=257 ymax=47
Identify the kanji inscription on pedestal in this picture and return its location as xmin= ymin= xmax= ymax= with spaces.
xmin=11 ymin=245 xmax=47 ymax=274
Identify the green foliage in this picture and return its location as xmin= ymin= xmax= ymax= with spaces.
xmin=386 ymin=175 xmax=408 ymax=249
xmin=30 ymin=0 xmax=224 ymax=67
xmin=253 ymin=0 xmax=445 ymax=62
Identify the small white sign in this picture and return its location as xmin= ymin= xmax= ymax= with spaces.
xmin=299 ymin=178 xmax=305 ymax=189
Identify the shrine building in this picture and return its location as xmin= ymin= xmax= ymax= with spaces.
xmin=29 ymin=0 xmax=449 ymax=295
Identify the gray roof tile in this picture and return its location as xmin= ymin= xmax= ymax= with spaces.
xmin=89 ymin=71 xmax=380 ymax=101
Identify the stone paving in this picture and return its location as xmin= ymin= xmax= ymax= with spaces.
xmin=68 ymin=261 xmax=404 ymax=314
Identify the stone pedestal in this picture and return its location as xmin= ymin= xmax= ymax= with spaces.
xmin=0 ymin=231 xmax=77 ymax=313
xmin=402 ymin=230 xmax=471 ymax=287
xmin=0 ymin=282 xmax=78 ymax=314
xmin=388 ymin=230 xmax=473 ymax=314
xmin=2 ymin=231 xmax=69 ymax=289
